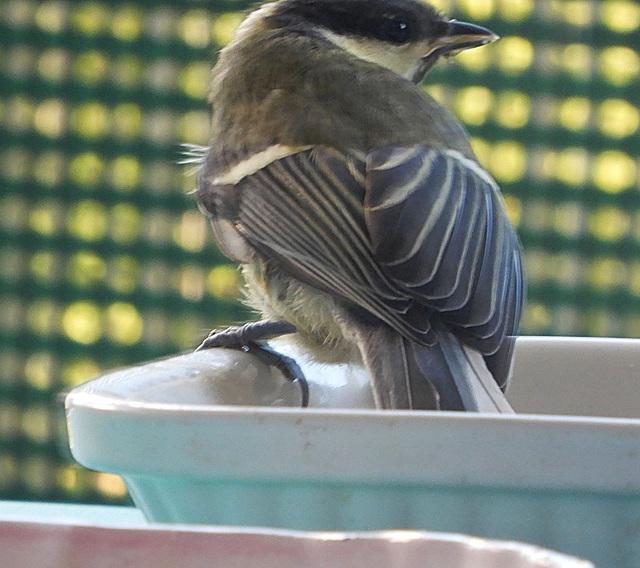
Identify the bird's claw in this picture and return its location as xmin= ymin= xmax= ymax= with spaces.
xmin=196 ymin=321 xmax=309 ymax=407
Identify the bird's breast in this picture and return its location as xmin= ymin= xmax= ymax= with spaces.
xmin=241 ymin=259 xmax=361 ymax=364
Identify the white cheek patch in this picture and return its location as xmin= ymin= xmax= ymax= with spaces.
xmin=320 ymin=30 xmax=428 ymax=80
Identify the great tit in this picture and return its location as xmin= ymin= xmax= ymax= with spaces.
xmin=195 ymin=0 xmax=524 ymax=411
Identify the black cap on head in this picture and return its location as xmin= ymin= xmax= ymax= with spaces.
xmin=269 ymin=0 xmax=445 ymax=45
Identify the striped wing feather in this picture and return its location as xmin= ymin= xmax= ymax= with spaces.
xmin=365 ymin=147 xmax=523 ymax=361
xmin=202 ymin=145 xmax=524 ymax=390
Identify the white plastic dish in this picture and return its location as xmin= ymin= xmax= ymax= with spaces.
xmin=65 ymin=336 xmax=640 ymax=568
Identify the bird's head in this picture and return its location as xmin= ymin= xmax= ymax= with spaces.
xmin=258 ymin=0 xmax=498 ymax=83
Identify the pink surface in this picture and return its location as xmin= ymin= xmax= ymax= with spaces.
xmin=0 ymin=520 xmax=592 ymax=568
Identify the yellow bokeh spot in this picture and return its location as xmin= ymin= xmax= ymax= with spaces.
xmin=179 ymin=62 xmax=210 ymax=100
xmin=424 ymin=84 xmax=445 ymax=104
xmin=0 ymin=195 xmax=27 ymax=232
xmin=525 ymin=200 xmax=554 ymax=233
xmin=553 ymin=255 xmax=582 ymax=289
xmin=177 ymin=110 xmax=210 ymax=144
xmin=591 ymin=150 xmax=637 ymax=193
xmin=5 ymin=97 xmax=34 ymax=133
xmin=558 ymin=97 xmax=591 ymax=131
xmin=502 ymin=194 xmax=522 ymax=227
xmin=0 ymin=352 xmax=21 ymax=389
xmin=0 ymin=400 xmax=18 ymax=437
xmin=179 ymin=9 xmax=211 ymax=48
xmin=33 ymin=99 xmax=66 ymax=138
xmin=598 ymin=46 xmax=640 ymax=86
xmin=626 ymin=316 xmax=640 ymax=338
xmin=469 ymin=136 xmax=491 ymax=169
xmin=112 ymin=103 xmax=142 ymax=139
xmin=456 ymin=46 xmax=490 ymax=72
xmin=107 ymin=255 xmax=139 ymax=293
xmin=57 ymin=466 xmax=82 ymax=493
xmin=207 ymin=265 xmax=241 ymax=300
xmin=523 ymin=303 xmax=552 ymax=331
xmin=561 ymin=0 xmax=596 ymax=26
xmin=173 ymin=210 xmax=207 ymax=252
xmin=454 ymin=86 xmax=493 ymax=126
xmin=489 ymin=141 xmax=528 ymax=183
xmin=1 ymin=148 xmax=30 ymax=183
xmin=211 ymin=12 xmax=244 ymax=46
xmin=26 ymin=300 xmax=59 ymax=336
xmin=35 ymin=1 xmax=68 ymax=33
xmin=428 ymin=0 xmax=452 ymax=12
xmin=588 ymin=257 xmax=627 ymax=290
xmin=105 ymin=302 xmax=143 ymax=345
xmin=24 ymin=352 xmax=56 ymax=390
xmin=67 ymin=200 xmax=108 ymax=241
xmin=586 ymin=311 xmax=616 ymax=337
xmin=37 ymin=48 xmax=70 ymax=83
xmin=30 ymin=251 xmax=59 ymax=283
xmin=61 ymin=358 xmax=101 ymax=387
xmin=494 ymin=90 xmax=530 ymax=129
xmin=144 ymin=110 xmax=176 ymax=144
xmin=67 ymin=251 xmax=106 ymax=287
xmin=178 ymin=265 xmax=206 ymax=301
xmin=69 ymin=152 xmax=104 ymax=187
xmin=600 ymin=0 xmax=640 ymax=33
xmin=0 ymin=250 xmax=23 ymax=285
xmin=597 ymin=99 xmax=639 ymax=138
xmin=553 ymin=202 xmax=585 ymax=237
xmin=29 ymin=202 xmax=60 ymax=236
xmin=111 ymin=56 xmax=143 ymax=88
xmin=72 ymin=51 xmax=109 ymax=84
xmin=71 ymin=102 xmax=109 ymax=139
xmin=458 ymin=0 xmax=495 ymax=19
xmin=0 ymin=455 xmax=19 ymax=489
xmin=171 ymin=315 xmax=204 ymax=350
xmin=72 ymin=2 xmax=109 ymax=35
xmin=555 ymin=147 xmax=589 ymax=187
xmin=110 ymin=203 xmax=141 ymax=244
xmin=22 ymin=457 xmax=51 ymax=493
xmin=34 ymin=151 xmax=66 ymax=187
xmin=62 ymin=301 xmax=102 ymax=344
xmin=2 ymin=0 xmax=33 ymax=27
xmin=143 ymin=211 xmax=173 ymax=246
xmin=22 ymin=407 xmax=51 ymax=444
xmin=497 ymin=0 xmax=533 ymax=22
xmin=562 ymin=43 xmax=593 ymax=79
xmin=495 ymin=37 xmax=534 ymax=75
xmin=588 ymin=206 xmax=630 ymax=242
xmin=111 ymin=156 xmax=141 ymax=191
xmin=630 ymin=262 xmax=640 ymax=295
xmin=94 ymin=472 xmax=128 ymax=499
xmin=111 ymin=5 xmax=143 ymax=41
xmin=142 ymin=311 xmax=171 ymax=346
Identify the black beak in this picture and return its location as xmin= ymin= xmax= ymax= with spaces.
xmin=436 ymin=20 xmax=500 ymax=54
xmin=411 ymin=20 xmax=499 ymax=84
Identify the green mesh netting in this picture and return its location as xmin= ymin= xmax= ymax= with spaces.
xmin=0 ymin=0 xmax=638 ymax=504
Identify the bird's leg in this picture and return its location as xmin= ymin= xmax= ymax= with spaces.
xmin=196 ymin=320 xmax=309 ymax=407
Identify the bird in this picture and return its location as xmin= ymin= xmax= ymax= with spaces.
xmin=194 ymin=0 xmax=524 ymax=412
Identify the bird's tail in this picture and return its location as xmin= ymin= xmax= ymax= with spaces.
xmin=353 ymin=324 xmax=514 ymax=412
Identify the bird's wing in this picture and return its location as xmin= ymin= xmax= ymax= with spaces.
xmin=214 ymin=147 xmax=434 ymax=342
xmin=364 ymin=146 xmax=524 ymax=389
xmin=198 ymin=145 xmax=523 ymax=393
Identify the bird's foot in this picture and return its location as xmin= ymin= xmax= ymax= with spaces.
xmin=196 ymin=321 xmax=309 ymax=407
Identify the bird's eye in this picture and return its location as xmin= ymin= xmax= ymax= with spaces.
xmin=377 ymin=15 xmax=412 ymax=44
